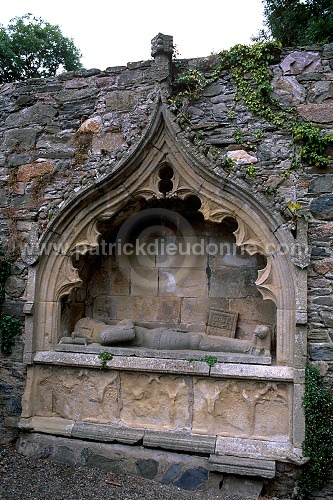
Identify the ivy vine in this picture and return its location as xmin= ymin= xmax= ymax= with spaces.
xmin=212 ymin=41 xmax=286 ymax=126
xmin=296 ymin=365 xmax=333 ymax=498
xmin=171 ymin=41 xmax=333 ymax=175
xmin=0 ymin=245 xmax=21 ymax=355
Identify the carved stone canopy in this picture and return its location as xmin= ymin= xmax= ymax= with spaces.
xmin=27 ymin=97 xmax=298 ymax=367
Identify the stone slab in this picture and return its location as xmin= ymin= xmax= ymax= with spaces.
xmin=208 ymin=454 xmax=275 ymax=478
xmin=18 ymin=416 xmax=74 ymax=437
xmin=51 ymin=346 xmax=270 ymax=366
xmin=144 ymin=430 xmax=216 ymax=454
xmin=39 ymin=350 xmax=210 ymax=374
xmin=72 ymin=422 xmax=144 ymax=444
xmin=210 ymin=364 xmax=294 ymax=381
xmin=215 ymin=437 xmax=306 ymax=464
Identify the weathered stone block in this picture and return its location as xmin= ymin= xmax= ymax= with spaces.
xmin=72 ymin=422 xmax=144 ymax=444
xmin=105 ymin=91 xmax=135 ymax=111
xmin=280 ymin=51 xmax=322 ymax=75
xmin=136 ymin=458 xmax=158 ymax=479
xmin=159 ymin=268 xmax=208 ymax=297
xmin=92 ymin=132 xmax=126 ymax=154
xmin=56 ymin=88 xmax=98 ymax=103
xmin=4 ymin=276 xmax=26 ymax=298
xmin=227 ymin=149 xmax=258 ymax=165
xmin=310 ymin=194 xmax=333 ymax=220
xmin=222 ymin=475 xmax=264 ymax=499
xmin=209 ymin=267 xmax=259 ymax=298
xmin=92 ymin=295 xmax=118 ymax=320
xmin=180 ymin=298 xmax=210 ymax=325
xmin=19 ymin=416 xmax=75 ymax=437
xmin=5 ymin=104 xmax=57 ymax=127
xmin=144 ymin=430 xmax=216 ymax=453
xmin=271 ymin=76 xmax=306 ymax=105
xmin=309 ymin=175 xmax=333 ymax=193
xmin=3 ymin=128 xmax=38 ymax=152
xmin=17 ymin=161 xmax=55 ymax=182
xmin=172 ymin=466 xmax=208 ymax=490
xmin=131 ymin=268 xmax=158 ymax=296
xmin=310 ymin=343 xmax=333 ymax=361
xmin=297 ymin=103 xmax=333 ymax=123
xmin=192 ymin=378 xmax=290 ymax=439
xmin=308 ymin=81 xmax=333 ymax=103
xmin=8 ymin=153 xmax=32 ymax=167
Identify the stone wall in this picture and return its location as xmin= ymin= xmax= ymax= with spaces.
xmin=0 ymin=37 xmax=333 ymax=497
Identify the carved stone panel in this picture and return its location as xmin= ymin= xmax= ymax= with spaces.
xmin=192 ymin=378 xmax=291 ymax=440
xmin=119 ymin=373 xmax=190 ymax=430
xmin=32 ymin=366 xmax=119 ymax=424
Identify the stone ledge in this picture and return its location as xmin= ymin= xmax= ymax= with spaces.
xmin=32 ymin=351 xmax=299 ymax=379
xmin=33 ymin=351 xmax=210 ymax=375
xmin=208 ymin=454 xmax=276 ymax=478
xmin=210 ymin=364 xmax=295 ymax=381
xmin=54 ymin=344 xmax=271 ymax=365
xmin=143 ymin=430 xmax=216 ymax=454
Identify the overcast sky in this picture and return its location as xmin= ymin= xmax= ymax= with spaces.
xmin=1 ymin=0 xmax=265 ymax=70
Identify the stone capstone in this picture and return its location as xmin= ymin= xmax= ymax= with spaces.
xmin=208 ymin=454 xmax=275 ymax=478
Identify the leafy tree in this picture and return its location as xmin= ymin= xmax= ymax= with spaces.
xmin=0 ymin=14 xmax=83 ymax=82
xmin=254 ymin=0 xmax=333 ymax=46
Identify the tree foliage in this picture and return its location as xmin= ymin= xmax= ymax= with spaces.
xmin=255 ymin=0 xmax=333 ymax=46
xmin=0 ymin=14 xmax=83 ymax=83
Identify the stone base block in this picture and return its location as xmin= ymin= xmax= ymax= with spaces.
xmin=208 ymin=454 xmax=275 ymax=478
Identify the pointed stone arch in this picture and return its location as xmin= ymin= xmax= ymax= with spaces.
xmin=27 ymin=99 xmax=298 ymax=366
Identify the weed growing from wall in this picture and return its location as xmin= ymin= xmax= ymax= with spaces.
xmin=98 ymin=351 xmax=113 ymax=369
